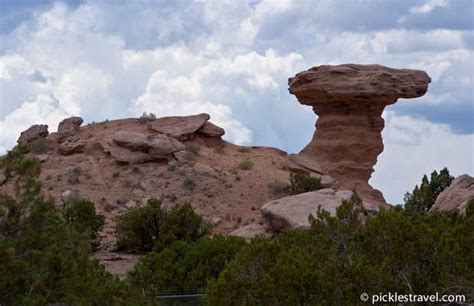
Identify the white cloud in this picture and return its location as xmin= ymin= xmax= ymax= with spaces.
xmin=0 ymin=94 xmax=68 ymax=152
xmin=371 ymin=111 xmax=474 ymax=204
xmin=409 ymin=0 xmax=448 ymax=14
xmin=0 ymin=1 xmax=472 ymax=204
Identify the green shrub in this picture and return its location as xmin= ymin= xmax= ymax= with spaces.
xmin=14 ymin=157 xmax=41 ymax=177
xmin=29 ymin=138 xmax=52 ymax=154
xmin=138 ymin=111 xmax=156 ymax=123
xmin=116 ymin=198 xmax=165 ymax=252
xmin=205 ymin=198 xmax=474 ymax=305
xmin=287 ymin=172 xmax=321 ymax=195
xmin=130 ymin=236 xmax=246 ymax=296
xmin=2 ymin=146 xmax=41 ymax=179
xmin=404 ymin=167 xmax=454 ymax=214
xmin=0 ymin=177 xmax=143 ymax=305
xmin=63 ymin=199 xmax=105 ymax=241
xmin=116 ymin=199 xmax=210 ymax=252
xmin=238 ymin=159 xmax=253 ymax=170
xmin=267 ymin=180 xmax=289 ymax=195
xmin=156 ymin=203 xmax=211 ymax=251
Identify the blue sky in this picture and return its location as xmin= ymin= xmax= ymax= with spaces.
xmin=0 ymin=0 xmax=473 ymax=203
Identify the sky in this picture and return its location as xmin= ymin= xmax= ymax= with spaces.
xmin=0 ymin=0 xmax=473 ymax=204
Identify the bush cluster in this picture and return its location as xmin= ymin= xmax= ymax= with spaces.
xmin=268 ymin=172 xmax=322 ymax=196
xmin=0 ymin=170 xmax=141 ymax=304
xmin=116 ymin=199 xmax=211 ymax=252
xmin=205 ymin=198 xmax=474 ymax=305
xmin=287 ymin=172 xmax=322 ymax=195
xmin=404 ymin=167 xmax=454 ymax=214
xmin=138 ymin=111 xmax=156 ymax=123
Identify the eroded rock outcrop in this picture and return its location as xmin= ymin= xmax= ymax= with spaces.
xmin=430 ymin=175 xmax=474 ymax=214
xmin=262 ymin=188 xmax=354 ymax=232
xmin=57 ymin=117 xmax=83 ymax=143
xmin=289 ymin=64 xmax=431 ymax=205
xmin=198 ymin=121 xmax=225 ymax=138
xmin=58 ymin=135 xmax=86 ymax=155
xmin=56 ymin=117 xmax=86 ymax=155
xmin=148 ymin=113 xmax=211 ymax=140
xmin=17 ymin=124 xmax=48 ymax=146
xmin=109 ymin=131 xmax=185 ymax=163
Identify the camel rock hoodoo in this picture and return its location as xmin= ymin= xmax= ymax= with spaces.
xmin=289 ymin=64 xmax=431 ymax=206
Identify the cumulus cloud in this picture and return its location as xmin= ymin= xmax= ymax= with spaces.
xmin=372 ymin=111 xmax=474 ymax=204
xmin=0 ymin=0 xmax=472 ymax=203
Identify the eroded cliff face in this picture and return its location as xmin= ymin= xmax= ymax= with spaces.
xmin=289 ymin=64 xmax=431 ymax=206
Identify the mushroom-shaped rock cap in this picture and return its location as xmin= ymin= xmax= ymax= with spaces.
xmin=289 ymin=64 xmax=431 ymax=106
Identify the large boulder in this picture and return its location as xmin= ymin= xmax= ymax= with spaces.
xmin=148 ymin=134 xmax=185 ymax=159
xmin=113 ymin=131 xmax=149 ymax=151
xmin=198 ymin=121 xmax=225 ymax=138
xmin=57 ymin=117 xmax=83 ymax=143
xmin=103 ymin=141 xmax=153 ymax=164
xmin=148 ymin=113 xmax=210 ymax=140
xmin=17 ymin=124 xmax=48 ymax=145
xmin=58 ymin=136 xmax=86 ymax=155
xmin=288 ymin=64 xmax=431 ymax=205
xmin=110 ymin=131 xmax=185 ymax=163
xmin=430 ymin=175 xmax=474 ymax=214
xmin=261 ymin=188 xmax=354 ymax=232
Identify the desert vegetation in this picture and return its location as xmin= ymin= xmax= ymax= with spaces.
xmin=1 ymin=148 xmax=472 ymax=305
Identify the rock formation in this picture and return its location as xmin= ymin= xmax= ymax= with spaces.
xmin=288 ymin=64 xmax=431 ymax=206
xmin=198 ymin=122 xmax=225 ymax=138
xmin=56 ymin=116 xmax=86 ymax=155
xmin=57 ymin=117 xmax=83 ymax=143
xmin=430 ymin=175 xmax=474 ymax=214
xmin=262 ymin=189 xmax=354 ymax=232
xmin=110 ymin=131 xmax=185 ymax=162
xmin=102 ymin=114 xmax=224 ymax=164
xmin=148 ymin=113 xmax=211 ymax=140
xmin=58 ymin=135 xmax=87 ymax=155
xmin=17 ymin=124 xmax=48 ymax=146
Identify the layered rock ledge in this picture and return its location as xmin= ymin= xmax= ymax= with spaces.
xmin=289 ymin=64 xmax=431 ymax=206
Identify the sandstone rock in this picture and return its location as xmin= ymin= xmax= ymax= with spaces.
xmin=57 ymin=117 xmax=83 ymax=143
xmin=148 ymin=113 xmax=210 ymax=140
xmin=148 ymin=134 xmax=185 ymax=158
xmin=58 ymin=136 xmax=86 ymax=155
xmin=230 ymin=223 xmax=269 ymax=240
xmin=262 ymin=189 xmax=353 ymax=232
xmin=17 ymin=124 xmax=48 ymax=145
xmin=103 ymin=141 xmax=153 ymax=164
xmin=198 ymin=121 xmax=225 ymax=138
xmin=430 ymin=175 xmax=474 ymax=214
xmin=287 ymin=153 xmax=324 ymax=174
xmin=112 ymin=131 xmax=184 ymax=161
xmin=113 ymin=131 xmax=149 ymax=151
xmin=289 ymin=64 xmax=431 ymax=205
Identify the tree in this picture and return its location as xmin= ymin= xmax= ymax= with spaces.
xmin=130 ymin=236 xmax=246 ymax=297
xmin=404 ymin=168 xmax=454 ymax=214
xmin=116 ymin=200 xmax=211 ymax=252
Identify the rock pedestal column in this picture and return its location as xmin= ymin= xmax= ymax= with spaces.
xmin=289 ymin=64 xmax=431 ymax=205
